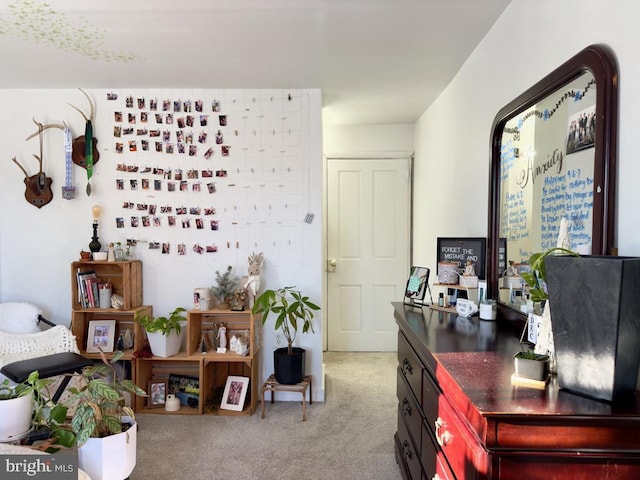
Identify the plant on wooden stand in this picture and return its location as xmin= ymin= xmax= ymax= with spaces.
xmin=252 ymin=286 xmax=320 ymax=384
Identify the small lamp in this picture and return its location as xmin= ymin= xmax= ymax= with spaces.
xmin=89 ymin=204 xmax=102 ymax=253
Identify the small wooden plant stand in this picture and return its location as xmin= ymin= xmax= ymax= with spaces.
xmin=261 ymin=374 xmax=313 ymax=421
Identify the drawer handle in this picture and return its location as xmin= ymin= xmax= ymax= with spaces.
xmin=402 ymin=358 xmax=413 ymax=374
xmin=402 ymin=397 xmax=412 ymax=416
xmin=402 ymin=439 xmax=413 ymax=460
xmin=435 ymin=417 xmax=452 ymax=447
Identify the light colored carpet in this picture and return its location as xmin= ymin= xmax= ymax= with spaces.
xmin=130 ymin=352 xmax=402 ymax=480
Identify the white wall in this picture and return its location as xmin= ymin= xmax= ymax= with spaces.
xmin=323 ymin=124 xmax=414 ymax=158
xmin=413 ymin=0 xmax=640 ymax=272
xmin=0 ymin=88 xmax=325 ymax=401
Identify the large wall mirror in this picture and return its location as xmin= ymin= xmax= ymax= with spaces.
xmin=487 ymin=44 xmax=618 ymax=320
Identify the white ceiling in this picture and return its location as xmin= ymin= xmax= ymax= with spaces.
xmin=0 ymin=0 xmax=511 ymax=126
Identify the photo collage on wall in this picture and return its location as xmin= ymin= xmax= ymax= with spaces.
xmin=106 ymin=90 xmax=305 ymax=259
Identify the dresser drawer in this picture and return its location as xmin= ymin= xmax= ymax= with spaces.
xmin=398 ymin=407 xmax=423 ymax=480
xmin=421 ymin=424 xmax=456 ymax=480
xmin=398 ymin=369 xmax=422 ymax=446
xmin=398 ymin=331 xmax=423 ymax=405
xmin=421 ymin=368 xmax=441 ymax=439
xmin=426 ymin=392 xmax=490 ymax=479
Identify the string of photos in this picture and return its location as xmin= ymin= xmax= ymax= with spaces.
xmin=106 ymin=90 xmax=308 ymax=257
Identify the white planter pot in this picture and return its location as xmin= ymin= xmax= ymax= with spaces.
xmin=146 ymin=328 xmax=185 ymax=358
xmin=78 ymin=417 xmax=137 ymax=480
xmin=0 ymin=391 xmax=33 ymax=442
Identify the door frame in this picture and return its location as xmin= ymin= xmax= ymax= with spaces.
xmin=322 ymin=153 xmax=415 ymax=351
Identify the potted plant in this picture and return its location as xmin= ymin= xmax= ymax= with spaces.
xmin=0 ymin=371 xmax=45 ymax=442
xmin=59 ymin=349 xmax=147 ymax=480
xmin=252 ymin=286 xmax=320 ymax=384
xmin=212 ymin=266 xmax=239 ymax=309
xmin=136 ymin=307 xmax=187 ymax=358
xmin=521 ymin=247 xmax=579 ymax=302
xmin=513 ymin=349 xmax=550 ymax=381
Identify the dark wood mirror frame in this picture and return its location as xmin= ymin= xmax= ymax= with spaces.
xmin=487 ymin=44 xmax=619 ymax=322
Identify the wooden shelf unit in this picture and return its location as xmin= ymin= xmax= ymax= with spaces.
xmin=71 ymin=260 xmax=143 ymax=310
xmin=69 ymin=261 xmax=261 ymax=416
xmin=70 ymin=260 xmax=148 ymax=413
xmin=136 ymin=309 xmax=261 ymax=416
xmin=70 ymin=306 xmax=150 ymax=360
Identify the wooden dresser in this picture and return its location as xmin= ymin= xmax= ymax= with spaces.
xmin=393 ymin=302 xmax=640 ymax=480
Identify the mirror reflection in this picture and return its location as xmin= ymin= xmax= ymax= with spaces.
xmin=488 ymin=44 xmax=618 ymax=318
xmin=498 ymin=71 xmax=596 ymax=305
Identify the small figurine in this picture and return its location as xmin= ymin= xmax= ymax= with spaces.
xmin=217 ymin=323 xmax=227 ymax=349
xmin=463 ymin=259 xmax=476 ymax=277
xmin=231 ymin=289 xmax=247 ymax=311
xmin=200 ymin=332 xmax=208 ymax=354
xmin=242 ymin=252 xmax=264 ymax=308
xmin=505 ymin=260 xmax=519 ymax=277
xmin=107 ymin=242 xmax=116 ymax=262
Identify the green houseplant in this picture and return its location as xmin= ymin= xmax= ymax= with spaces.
xmin=252 ymin=286 xmax=320 ymax=384
xmin=520 ymin=247 xmax=579 ymax=302
xmin=136 ymin=307 xmax=187 ymax=358
xmin=63 ymin=349 xmax=146 ymax=480
xmin=0 ymin=371 xmax=52 ymax=442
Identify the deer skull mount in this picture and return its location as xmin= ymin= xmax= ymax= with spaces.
xmin=69 ymin=88 xmax=99 ymax=196
xmin=12 ymin=123 xmax=53 ymax=208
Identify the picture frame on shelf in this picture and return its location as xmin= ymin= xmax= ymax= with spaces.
xmin=86 ymin=319 xmax=116 ymax=353
xmin=148 ymin=379 xmax=168 ymax=408
xmin=220 ymin=375 xmax=249 ymax=412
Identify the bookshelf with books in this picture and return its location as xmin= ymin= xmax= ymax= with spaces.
xmin=70 ymin=260 xmax=148 ymax=401
xmin=71 ymin=260 xmax=142 ymax=310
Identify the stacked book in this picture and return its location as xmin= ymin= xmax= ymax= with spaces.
xmin=76 ymin=270 xmax=107 ymax=308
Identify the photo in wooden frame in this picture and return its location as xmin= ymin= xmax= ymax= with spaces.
xmin=86 ymin=319 xmax=116 ymax=353
xmin=148 ymin=379 xmax=168 ymax=408
xmin=220 ymin=375 xmax=249 ymax=412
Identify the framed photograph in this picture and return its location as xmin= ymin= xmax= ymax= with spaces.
xmin=148 ymin=379 xmax=168 ymax=408
xmin=220 ymin=376 xmax=249 ymax=412
xmin=404 ymin=266 xmax=432 ymax=306
xmin=86 ymin=320 xmax=116 ymax=353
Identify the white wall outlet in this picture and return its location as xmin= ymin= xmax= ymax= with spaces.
xmin=274 ymin=331 xmax=285 ymax=347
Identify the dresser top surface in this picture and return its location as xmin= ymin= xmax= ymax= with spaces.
xmin=394 ymin=302 xmax=640 ymax=418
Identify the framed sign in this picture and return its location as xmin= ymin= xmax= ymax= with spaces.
xmin=404 ymin=266 xmax=431 ymax=306
xmin=436 ymin=237 xmax=487 ymax=280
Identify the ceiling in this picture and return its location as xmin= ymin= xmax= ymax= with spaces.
xmin=0 ymin=0 xmax=511 ymax=126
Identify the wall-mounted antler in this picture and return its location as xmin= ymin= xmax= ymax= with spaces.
xmin=25 ymin=118 xmax=66 ymax=141
xmin=69 ymin=88 xmax=99 ymax=195
xmin=12 ymin=121 xmax=53 ymax=209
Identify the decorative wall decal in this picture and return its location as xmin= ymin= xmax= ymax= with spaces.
xmin=3 ymin=0 xmax=139 ymax=62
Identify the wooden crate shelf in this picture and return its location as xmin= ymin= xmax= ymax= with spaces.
xmin=71 ymin=260 xmax=142 ymax=310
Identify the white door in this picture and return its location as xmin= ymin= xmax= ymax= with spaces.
xmin=327 ymin=157 xmax=410 ymax=351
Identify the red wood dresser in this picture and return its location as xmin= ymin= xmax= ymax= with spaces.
xmin=393 ymin=302 xmax=640 ymax=480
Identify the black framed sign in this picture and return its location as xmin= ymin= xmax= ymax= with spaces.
xmin=436 ymin=237 xmax=487 ymax=280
